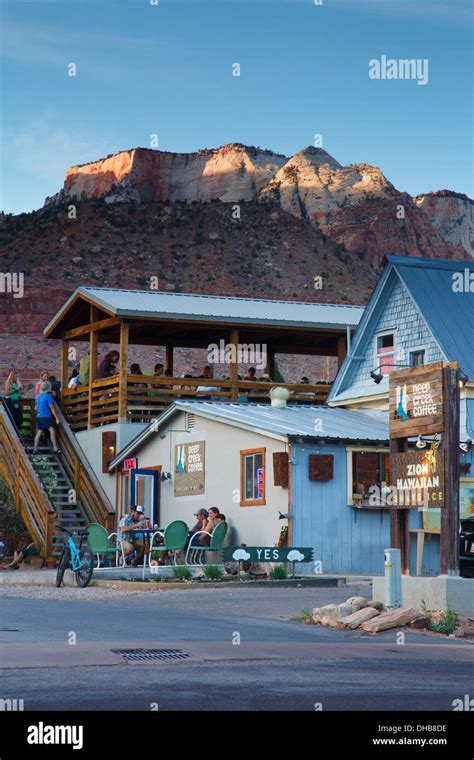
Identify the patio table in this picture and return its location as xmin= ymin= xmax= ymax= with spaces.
xmin=129 ymin=528 xmax=164 ymax=580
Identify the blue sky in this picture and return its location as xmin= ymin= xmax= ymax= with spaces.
xmin=1 ymin=0 xmax=472 ymax=214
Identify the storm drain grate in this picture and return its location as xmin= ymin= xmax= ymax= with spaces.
xmin=112 ymin=648 xmax=190 ymax=661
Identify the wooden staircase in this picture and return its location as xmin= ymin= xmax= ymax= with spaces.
xmin=0 ymin=398 xmax=115 ymax=558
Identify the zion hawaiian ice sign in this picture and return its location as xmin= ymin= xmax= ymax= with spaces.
xmin=390 ymin=449 xmax=445 ymax=509
xmin=174 ymin=441 xmax=205 ymax=496
xmin=389 ymin=362 xmax=445 ymax=439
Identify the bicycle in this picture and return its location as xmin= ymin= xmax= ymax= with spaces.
xmin=55 ymin=527 xmax=94 ymax=588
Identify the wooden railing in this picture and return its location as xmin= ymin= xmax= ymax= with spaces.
xmin=54 ymin=403 xmax=115 ymax=534
xmin=0 ymin=401 xmax=56 ymax=558
xmin=61 ymin=374 xmax=332 ymax=430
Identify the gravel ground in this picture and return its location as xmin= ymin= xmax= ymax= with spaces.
xmin=0 ymin=581 xmax=372 ymax=619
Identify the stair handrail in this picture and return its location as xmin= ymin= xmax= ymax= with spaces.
xmin=53 ymin=402 xmax=115 ymax=532
xmin=0 ymin=398 xmax=56 ymax=557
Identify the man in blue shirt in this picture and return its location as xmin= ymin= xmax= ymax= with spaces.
xmin=32 ymin=381 xmax=61 ymax=454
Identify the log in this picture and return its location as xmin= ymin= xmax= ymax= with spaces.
xmin=339 ymin=607 xmax=380 ymax=629
xmin=361 ymin=606 xmax=422 ymax=633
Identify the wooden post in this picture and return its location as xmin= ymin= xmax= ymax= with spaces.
xmin=440 ymin=366 xmax=460 ymax=575
xmin=229 ymin=329 xmax=239 ymax=402
xmin=165 ymin=345 xmax=173 ymax=374
xmin=390 ymin=437 xmax=409 ymax=574
xmin=87 ymin=329 xmax=98 ymax=429
xmin=337 ymin=335 xmax=347 ymax=368
xmin=60 ymin=340 xmax=69 ymax=404
xmin=267 ymin=349 xmax=275 ymax=381
xmin=118 ymin=321 xmax=129 ymax=422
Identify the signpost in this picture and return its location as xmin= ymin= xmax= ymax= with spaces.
xmin=388 ymin=362 xmax=460 ymax=575
xmin=223 ymin=546 xmax=314 ymax=580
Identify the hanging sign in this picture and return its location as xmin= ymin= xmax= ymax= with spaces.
xmin=174 ymin=441 xmax=205 ymax=496
xmin=123 ymin=457 xmax=138 ymax=471
xmin=390 ymin=449 xmax=445 ymax=509
xmin=389 ymin=362 xmax=445 ymax=439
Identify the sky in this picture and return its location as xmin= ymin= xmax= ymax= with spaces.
xmin=0 ymin=0 xmax=472 ymax=214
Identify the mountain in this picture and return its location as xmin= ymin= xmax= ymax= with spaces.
xmin=44 ymin=143 xmax=473 ymax=264
xmin=1 ymin=142 xmax=472 ymax=386
xmin=413 ymin=190 xmax=473 ymax=257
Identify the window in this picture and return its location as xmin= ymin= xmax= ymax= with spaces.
xmin=410 ymin=349 xmax=425 ymax=367
xmin=375 ymin=333 xmax=394 ymax=376
xmin=351 ymin=451 xmax=390 ymax=507
xmin=240 ymin=448 xmax=266 ymax=506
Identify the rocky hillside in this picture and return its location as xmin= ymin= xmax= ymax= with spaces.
xmin=45 ymin=143 xmax=473 ymax=264
xmin=0 ymin=200 xmax=377 ymax=388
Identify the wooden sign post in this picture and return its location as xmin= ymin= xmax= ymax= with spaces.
xmin=389 ymin=362 xmax=460 ymax=576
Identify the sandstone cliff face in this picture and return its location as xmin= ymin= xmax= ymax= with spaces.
xmin=50 ymin=144 xmax=287 ymax=206
xmin=413 ymin=190 xmax=473 ymax=257
xmin=45 ymin=143 xmax=473 ymax=266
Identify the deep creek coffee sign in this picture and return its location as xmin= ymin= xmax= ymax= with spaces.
xmin=174 ymin=440 xmax=205 ymax=496
xmin=389 ymin=362 xmax=445 ymax=439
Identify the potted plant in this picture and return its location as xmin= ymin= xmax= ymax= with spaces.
xmin=45 ymin=556 xmax=56 ymax=569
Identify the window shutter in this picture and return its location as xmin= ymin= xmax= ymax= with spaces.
xmin=273 ymin=452 xmax=288 ymax=487
xmin=308 ymin=454 xmax=334 ymax=481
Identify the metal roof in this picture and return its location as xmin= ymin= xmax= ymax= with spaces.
xmin=45 ymin=286 xmax=364 ymax=335
xmin=392 ymin=256 xmax=474 ymax=380
xmin=109 ymin=402 xmax=389 ymax=468
xmin=329 ymin=255 xmax=474 ymax=402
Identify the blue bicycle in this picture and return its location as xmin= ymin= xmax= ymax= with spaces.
xmin=55 ymin=527 xmax=94 ymax=588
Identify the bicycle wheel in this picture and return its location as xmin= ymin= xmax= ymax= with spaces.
xmin=75 ymin=546 xmax=94 ymax=588
xmin=55 ymin=547 xmax=69 ymax=587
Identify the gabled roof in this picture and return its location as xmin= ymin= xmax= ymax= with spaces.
xmin=328 ymin=255 xmax=474 ymax=402
xmin=109 ymin=401 xmax=389 ymax=469
xmin=44 ymin=286 xmax=364 ymax=336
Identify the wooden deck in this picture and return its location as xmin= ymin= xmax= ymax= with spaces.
xmin=61 ymin=374 xmax=331 ymax=431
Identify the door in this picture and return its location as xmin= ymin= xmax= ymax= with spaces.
xmin=130 ymin=469 xmax=160 ymax=527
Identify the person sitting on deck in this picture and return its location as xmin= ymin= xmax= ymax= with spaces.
xmin=197 ymin=366 xmax=218 ymax=401
xmin=97 ymin=351 xmax=119 ymax=379
xmin=68 ymin=369 xmax=80 ymax=389
xmin=119 ymin=505 xmax=148 ymax=566
xmin=297 ymin=376 xmax=315 ymax=405
xmin=32 ymin=382 xmax=61 ymax=454
xmin=79 ymin=353 xmax=90 ymax=386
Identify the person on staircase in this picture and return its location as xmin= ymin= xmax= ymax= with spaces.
xmin=32 ymin=382 xmax=61 ymax=454
xmin=4 ymin=371 xmax=23 ymax=431
xmin=35 ymin=371 xmax=51 ymax=396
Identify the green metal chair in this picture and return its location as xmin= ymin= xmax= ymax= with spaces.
xmin=86 ymin=523 xmax=125 ymax=568
xmin=149 ymin=520 xmax=189 ymax=566
xmin=185 ymin=521 xmax=228 ymax=566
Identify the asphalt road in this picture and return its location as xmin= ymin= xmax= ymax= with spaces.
xmin=0 ymin=584 xmax=472 ymax=711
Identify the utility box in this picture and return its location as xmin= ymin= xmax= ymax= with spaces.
xmin=384 ymin=548 xmax=402 ymax=610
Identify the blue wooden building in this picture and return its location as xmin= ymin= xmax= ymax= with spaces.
xmin=325 ymin=255 xmax=474 ymax=575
